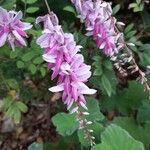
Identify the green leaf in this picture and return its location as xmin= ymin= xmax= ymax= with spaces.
xmin=33 ymin=57 xmax=44 ymax=65
xmin=86 ymin=97 xmax=104 ymax=122
xmin=129 ymin=3 xmax=138 ymax=9
xmin=93 ymin=66 xmax=103 ymax=76
xmin=92 ymin=124 xmax=144 ymax=150
xmin=26 ymin=7 xmax=39 ymax=13
xmin=136 ymin=0 xmax=141 ymax=4
xmin=40 ymin=67 xmax=46 ymax=77
xmin=142 ymin=10 xmax=150 ymax=31
xmin=22 ymin=51 xmax=36 ymax=62
xmin=63 ymin=6 xmax=76 ymax=15
xmin=25 ymin=17 xmax=35 ymax=23
xmin=124 ymin=23 xmax=134 ymax=34
xmin=1 ymin=0 xmax=16 ymax=9
xmin=2 ymin=97 xmax=13 ymax=111
xmin=28 ymin=142 xmax=43 ymax=150
xmin=139 ymin=44 xmax=150 ymax=66
xmin=113 ymin=117 xmax=150 ymax=149
xmin=29 ymin=64 xmax=37 ymax=74
xmin=103 ymin=60 xmax=113 ymax=71
xmin=137 ymin=100 xmax=150 ymax=123
xmin=6 ymin=79 xmax=19 ymax=90
xmin=52 ymin=113 xmax=79 ymax=136
xmin=6 ymin=103 xmax=16 ymax=118
xmin=126 ymin=30 xmax=137 ymax=39
xmin=17 ymin=61 xmax=25 ymax=69
xmin=10 ymin=50 xmax=18 ymax=59
xmin=26 ymin=0 xmax=37 ymax=4
xmin=101 ymin=75 xmax=112 ymax=97
xmin=113 ymin=4 xmax=120 ymax=15
xmin=16 ymin=101 xmax=28 ymax=113
xmin=13 ymin=108 xmax=21 ymax=123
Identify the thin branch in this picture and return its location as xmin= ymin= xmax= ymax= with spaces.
xmin=44 ymin=0 xmax=51 ymax=14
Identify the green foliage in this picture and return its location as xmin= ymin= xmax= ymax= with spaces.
xmin=63 ymin=5 xmax=76 ymax=15
xmin=100 ymin=81 xmax=148 ymax=114
xmin=85 ymin=97 xmax=104 ymax=122
xmin=92 ymin=124 xmax=144 ymax=150
xmin=1 ymin=96 xmax=28 ymax=123
xmin=112 ymin=4 xmax=121 ymax=15
xmin=137 ymin=100 xmax=150 ymax=123
xmin=138 ymin=44 xmax=150 ymax=66
xmin=26 ymin=0 xmax=38 ymax=4
xmin=129 ymin=0 xmax=144 ymax=12
xmin=113 ymin=117 xmax=150 ymax=149
xmin=52 ymin=113 xmax=79 ymax=136
xmin=26 ymin=7 xmax=39 ymax=13
xmin=0 ymin=0 xmax=16 ymax=9
xmin=92 ymin=55 xmax=117 ymax=96
xmin=9 ymin=41 xmax=47 ymax=77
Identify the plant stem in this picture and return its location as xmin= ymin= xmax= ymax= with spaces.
xmin=75 ymin=103 xmax=95 ymax=146
xmin=24 ymin=0 xmax=27 ymax=17
xmin=44 ymin=0 xmax=51 ymax=14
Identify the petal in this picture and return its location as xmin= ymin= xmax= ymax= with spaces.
xmin=15 ymin=27 xmax=27 ymax=37
xmin=12 ymin=30 xmax=26 ymax=46
xmin=22 ymin=22 xmax=33 ymax=30
xmin=0 ymin=32 xmax=8 ymax=47
xmin=67 ymin=98 xmax=74 ymax=110
xmin=76 ymin=65 xmax=91 ymax=76
xmin=60 ymin=62 xmax=71 ymax=72
xmin=79 ymin=101 xmax=88 ymax=110
xmin=71 ymin=86 xmax=78 ymax=101
xmin=74 ymin=82 xmax=96 ymax=95
xmin=42 ymin=53 xmax=56 ymax=63
xmin=13 ymin=11 xmax=23 ymax=22
xmin=0 ymin=7 xmax=9 ymax=22
xmin=36 ymin=34 xmax=49 ymax=48
xmin=71 ymin=54 xmax=84 ymax=69
xmin=64 ymin=76 xmax=71 ymax=94
xmin=8 ymin=39 xmax=15 ymax=51
xmin=78 ymin=72 xmax=91 ymax=81
xmin=51 ymin=51 xmax=63 ymax=79
xmin=49 ymin=84 xmax=64 ymax=92
xmin=80 ymin=88 xmax=97 ymax=95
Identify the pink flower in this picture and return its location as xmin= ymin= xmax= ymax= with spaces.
xmin=36 ymin=13 xmax=96 ymax=109
xmin=71 ymin=0 xmax=120 ymax=56
xmin=0 ymin=7 xmax=32 ymax=50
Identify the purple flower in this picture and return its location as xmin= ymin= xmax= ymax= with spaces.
xmin=71 ymin=0 xmax=120 ymax=56
xmin=0 ymin=7 xmax=32 ymax=50
xmin=36 ymin=13 xmax=96 ymax=109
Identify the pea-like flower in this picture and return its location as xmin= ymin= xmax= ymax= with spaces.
xmin=0 ymin=7 xmax=32 ymax=50
xmin=36 ymin=13 xmax=96 ymax=110
xmin=71 ymin=0 xmax=120 ymax=56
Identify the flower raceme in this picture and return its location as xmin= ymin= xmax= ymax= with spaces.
xmin=36 ymin=13 xmax=96 ymax=110
xmin=72 ymin=0 xmax=150 ymax=96
xmin=71 ymin=0 xmax=121 ymax=57
xmin=0 ymin=7 xmax=32 ymax=50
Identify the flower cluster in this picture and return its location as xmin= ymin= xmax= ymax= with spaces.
xmin=0 ymin=7 xmax=32 ymax=50
xmin=36 ymin=13 xmax=96 ymax=110
xmin=71 ymin=0 xmax=121 ymax=56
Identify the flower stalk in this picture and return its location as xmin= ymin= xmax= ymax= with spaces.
xmin=44 ymin=0 xmax=51 ymax=14
xmin=71 ymin=103 xmax=95 ymax=146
